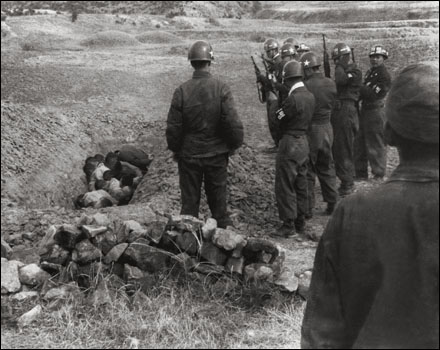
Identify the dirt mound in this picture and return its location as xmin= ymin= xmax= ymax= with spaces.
xmin=136 ymin=31 xmax=182 ymax=44
xmin=81 ymin=30 xmax=140 ymax=48
xmin=18 ymin=31 xmax=77 ymax=51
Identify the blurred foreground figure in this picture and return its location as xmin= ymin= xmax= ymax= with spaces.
xmin=301 ymin=63 xmax=439 ymax=349
xmin=166 ymin=40 xmax=244 ymax=228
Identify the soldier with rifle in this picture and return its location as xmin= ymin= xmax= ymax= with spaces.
xmin=300 ymin=52 xmax=339 ymax=217
xmin=330 ymin=43 xmax=362 ymax=196
xmin=322 ymin=34 xmax=331 ymax=78
xmin=354 ymin=45 xmax=392 ymax=180
xmin=254 ymin=38 xmax=283 ymax=153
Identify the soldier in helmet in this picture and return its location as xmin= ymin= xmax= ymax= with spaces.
xmin=296 ymin=43 xmax=311 ymax=55
xmin=263 ymin=38 xmax=282 ymax=74
xmin=300 ymin=51 xmax=339 ymax=217
xmin=274 ymin=43 xmax=298 ymax=96
xmin=166 ymin=40 xmax=244 ymax=228
xmin=354 ymin=45 xmax=392 ymax=180
xmin=330 ymin=43 xmax=362 ymax=196
xmin=263 ymin=43 xmax=299 ymax=146
xmin=270 ymin=60 xmax=315 ymax=237
xmin=302 ymin=63 xmax=439 ymax=349
xmin=283 ymin=37 xmax=300 ymax=49
xmin=259 ymin=38 xmax=282 ymax=152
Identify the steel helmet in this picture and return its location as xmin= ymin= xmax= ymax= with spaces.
xmin=296 ymin=43 xmax=311 ymax=54
xmin=331 ymin=43 xmax=351 ymax=59
xmin=282 ymin=60 xmax=303 ymax=80
xmin=300 ymin=51 xmax=321 ymax=68
xmin=283 ymin=37 xmax=298 ymax=46
xmin=369 ymin=45 xmax=388 ymax=59
xmin=280 ymin=43 xmax=297 ymax=58
xmin=188 ymin=40 xmax=214 ymax=61
xmin=263 ymin=38 xmax=279 ymax=52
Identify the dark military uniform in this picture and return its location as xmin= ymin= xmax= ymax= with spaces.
xmin=304 ymin=72 xmax=338 ymax=214
xmin=263 ymin=54 xmax=283 ymax=146
xmin=301 ymin=159 xmax=439 ymax=349
xmin=331 ymin=63 xmax=362 ymax=190
xmin=166 ymin=70 xmax=244 ymax=228
xmin=273 ymin=83 xmax=315 ymax=227
xmin=355 ymin=64 xmax=391 ymax=178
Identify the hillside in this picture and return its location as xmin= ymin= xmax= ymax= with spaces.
xmin=1 ymin=1 xmax=255 ymax=18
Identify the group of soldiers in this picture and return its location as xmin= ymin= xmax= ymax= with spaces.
xmin=165 ymin=38 xmax=438 ymax=348
xmin=255 ymin=37 xmax=391 ymax=237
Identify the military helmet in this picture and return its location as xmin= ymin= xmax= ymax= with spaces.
xmin=331 ymin=43 xmax=351 ymax=59
xmin=280 ymin=43 xmax=297 ymax=58
xmin=296 ymin=43 xmax=311 ymax=54
xmin=282 ymin=60 xmax=303 ymax=80
xmin=188 ymin=40 xmax=214 ymax=61
xmin=300 ymin=51 xmax=321 ymax=69
xmin=263 ymin=38 xmax=279 ymax=52
xmin=284 ymin=37 xmax=294 ymax=44
xmin=369 ymin=45 xmax=389 ymax=59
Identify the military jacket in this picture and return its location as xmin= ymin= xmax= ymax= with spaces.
xmin=359 ymin=64 xmax=392 ymax=109
xmin=334 ymin=63 xmax=362 ymax=101
xmin=304 ymin=72 xmax=337 ymax=124
xmin=166 ymin=71 xmax=243 ymax=158
xmin=278 ymin=84 xmax=315 ymax=137
xmin=302 ymin=159 xmax=439 ymax=349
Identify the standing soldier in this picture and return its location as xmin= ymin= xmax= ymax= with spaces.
xmin=270 ymin=61 xmax=315 ymax=237
xmin=331 ymin=43 xmax=362 ymax=196
xmin=355 ymin=45 xmax=392 ymax=180
xmin=263 ymin=43 xmax=298 ymax=147
xmin=300 ymin=52 xmax=339 ymax=217
xmin=301 ymin=63 xmax=439 ymax=349
xmin=166 ymin=40 xmax=244 ymax=228
xmin=259 ymin=38 xmax=282 ymax=152
xmin=273 ymin=43 xmax=298 ymax=98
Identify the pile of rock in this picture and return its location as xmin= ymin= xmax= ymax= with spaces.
xmin=2 ymin=211 xmax=310 ymax=309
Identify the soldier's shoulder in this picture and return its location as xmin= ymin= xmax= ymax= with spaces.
xmin=378 ymin=65 xmax=391 ymax=77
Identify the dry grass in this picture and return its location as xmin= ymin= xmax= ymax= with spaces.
xmin=135 ymin=31 xmax=182 ymax=44
xmin=1 ymin=274 xmax=305 ymax=349
xmin=81 ymin=30 xmax=140 ymax=48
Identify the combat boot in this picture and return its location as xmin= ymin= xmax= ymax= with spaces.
xmin=338 ymin=184 xmax=354 ymax=197
xmin=294 ymin=216 xmax=306 ymax=234
xmin=271 ymin=222 xmax=296 ymax=238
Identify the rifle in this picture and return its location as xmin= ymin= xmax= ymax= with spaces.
xmin=251 ymin=55 xmax=266 ymax=103
xmin=322 ymin=34 xmax=331 ymax=78
xmin=260 ymin=53 xmax=278 ymax=93
xmin=351 ymin=47 xmax=356 ymax=64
